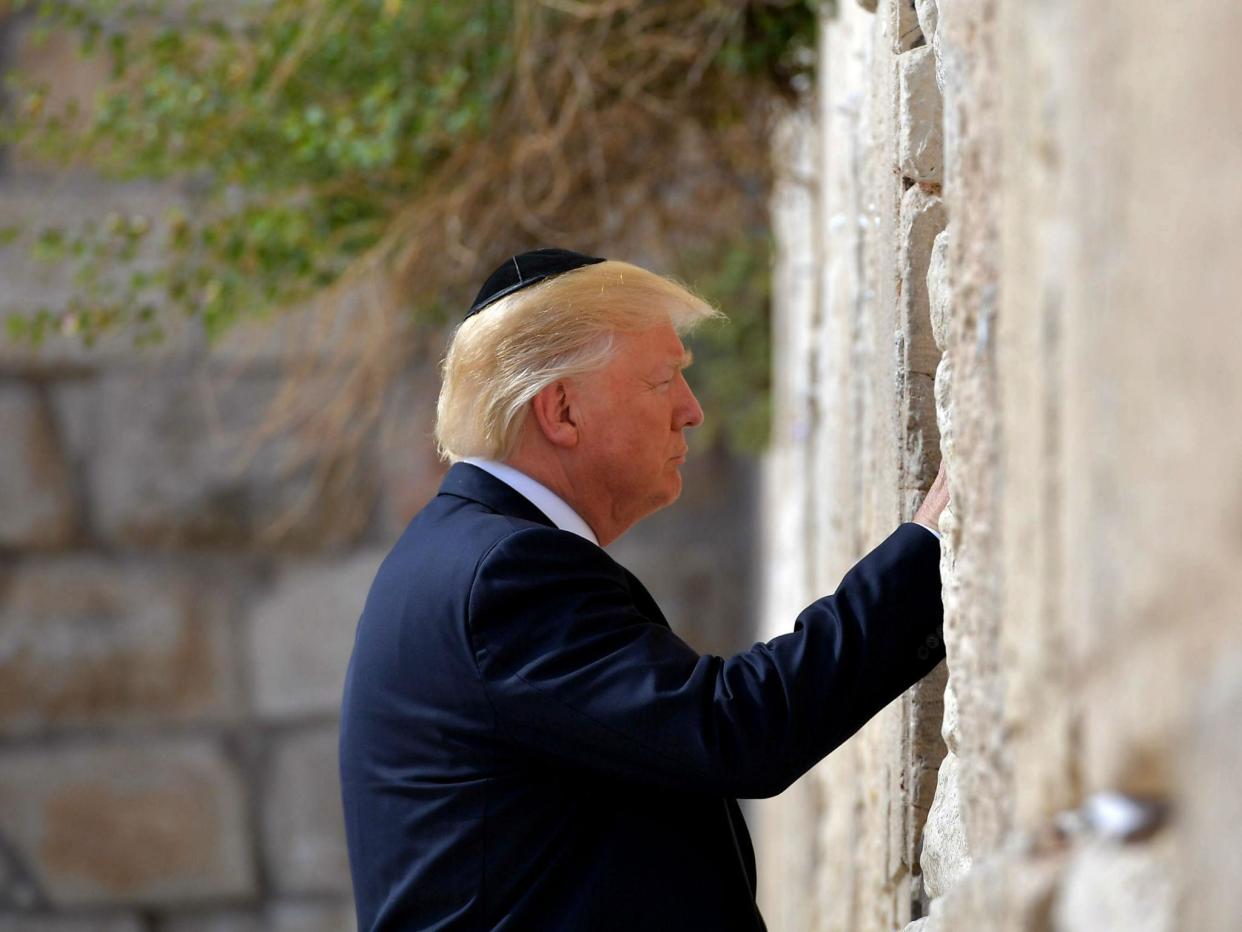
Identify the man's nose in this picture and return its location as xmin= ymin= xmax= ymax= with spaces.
xmin=675 ymin=374 xmax=704 ymax=430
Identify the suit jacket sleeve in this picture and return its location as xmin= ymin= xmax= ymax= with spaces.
xmin=466 ymin=521 xmax=944 ymax=799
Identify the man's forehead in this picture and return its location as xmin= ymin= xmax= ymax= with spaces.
xmin=635 ymin=334 xmax=691 ymax=368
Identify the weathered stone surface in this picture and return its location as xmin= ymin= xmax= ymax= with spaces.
xmin=927 ymin=230 xmax=951 ymax=352
xmin=1052 ymin=837 xmax=1177 ymax=932
xmin=920 ymin=842 xmax=1064 ymax=932
xmin=768 ymin=0 xmax=1242 ymax=929
xmin=247 ymin=552 xmax=383 ymax=718
xmin=897 ymin=185 xmax=948 ymax=371
xmin=0 ymin=559 xmax=240 ymax=734
xmin=262 ymin=728 xmax=350 ymax=895
xmin=889 ymin=0 xmax=923 ymax=53
xmin=0 ymin=740 xmax=255 ymax=906
xmin=0 ymin=384 xmax=76 ymax=548
xmin=920 ymin=751 xmax=971 ymax=898
xmin=940 ymin=668 xmax=960 ymax=755
xmin=898 ymin=46 xmax=944 ymax=183
xmin=52 ymin=370 xmax=373 ymax=549
xmin=1178 ymin=647 xmax=1242 ymax=932
xmin=898 ymin=185 xmax=947 ymax=489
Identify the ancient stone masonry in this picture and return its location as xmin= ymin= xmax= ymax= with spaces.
xmin=758 ymin=1 xmax=1242 ymax=930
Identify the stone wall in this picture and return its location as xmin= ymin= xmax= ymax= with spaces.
xmin=0 ymin=14 xmax=759 ymax=931
xmin=757 ymin=1 xmax=1242 ymax=930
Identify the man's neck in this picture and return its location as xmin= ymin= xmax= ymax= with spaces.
xmin=502 ymin=448 xmax=618 ymax=546
xmin=467 ymin=456 xmax=601 ymax=546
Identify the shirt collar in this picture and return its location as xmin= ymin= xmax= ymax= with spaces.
xmin=461 ymin=458 xmax=599 ymax=546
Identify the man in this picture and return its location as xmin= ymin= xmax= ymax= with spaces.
xmin=340 ymin=248 xmax=949 ymax=931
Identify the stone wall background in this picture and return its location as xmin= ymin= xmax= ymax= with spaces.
xmin=0 ymin=13 xmax=759 ymax=931
xmin=756 ymin=1 xmax=1242 ymax=930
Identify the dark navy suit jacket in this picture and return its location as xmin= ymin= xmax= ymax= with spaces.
xmin=339 ymin=463 xmax=945 ymax=931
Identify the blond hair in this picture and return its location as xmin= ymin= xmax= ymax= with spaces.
xmin=435 ymin=259 xmax=720 ymax=462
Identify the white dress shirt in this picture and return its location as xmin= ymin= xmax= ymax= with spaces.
xmin=462 ymin=458 xmax=599 ymax=546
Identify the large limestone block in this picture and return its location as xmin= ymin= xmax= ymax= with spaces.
xmin=927 ymin=230 xmax=952 ymax=352
xmin=933 ymin=356 xmax=955 ymax=466
xmin=898 ymin=46 xmax=944 ymax=183
xmin=919 ymin=751 xmax=971 ymax=898
xmin=0 ymin=740 xmax=255 ymax=906
xmin=898 ymin=186 xmax=948 ymax=489
xmin=899 ymin=185 xmax=948 ymax=376
xmin=940 ymin=669 xmax=960 ymax=755
xmin=262 ymin=728 xmax=350 ymax=895
xmin=247 ymin=551 xmax=384 ymax=718
xmin=52 ymin=369 xmax=373 ymax=549
xmin=0 ymin=558 xmax=240 ymax=734
xmin=0 ymin=384 xmax=76 ymax=548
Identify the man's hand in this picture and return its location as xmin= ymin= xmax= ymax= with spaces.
xmin=913 ymin=460 xmax=950 ymax=535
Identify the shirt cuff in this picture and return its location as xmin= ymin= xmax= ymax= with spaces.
xmin=913 ymin=522 xmax=941 ymax=541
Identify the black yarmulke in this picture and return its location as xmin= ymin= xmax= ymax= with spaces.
xmin=465 ymin=248 xmax=606 ymax=320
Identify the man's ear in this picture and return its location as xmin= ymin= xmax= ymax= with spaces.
xmin=529 ymin=380 xmax=579 ymax=449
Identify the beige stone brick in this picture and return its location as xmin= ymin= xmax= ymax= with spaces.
xmin=0 ymin=740 xmax=255 ymax=907
xmin=247 ymin=553 xmax=383 ymax=719
xmin=0 ymin=559 xmax=240 ymax=734
xmin=898 ymin=46 xmax=944 ymax=183
xmin=927 ymin=230 xmax=951 ymax=352
xmin=0 ymin=385 xmax=76 ymax=549
xmin=262 ymin=729 xmax=350 ymax=896
xmin=51 ymin=370 xmax=374 ymax=550
xmin=898 ymin=186 xmax=947 ymax=377
xmin=919 ymin=751 xmax=970 ymax=899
